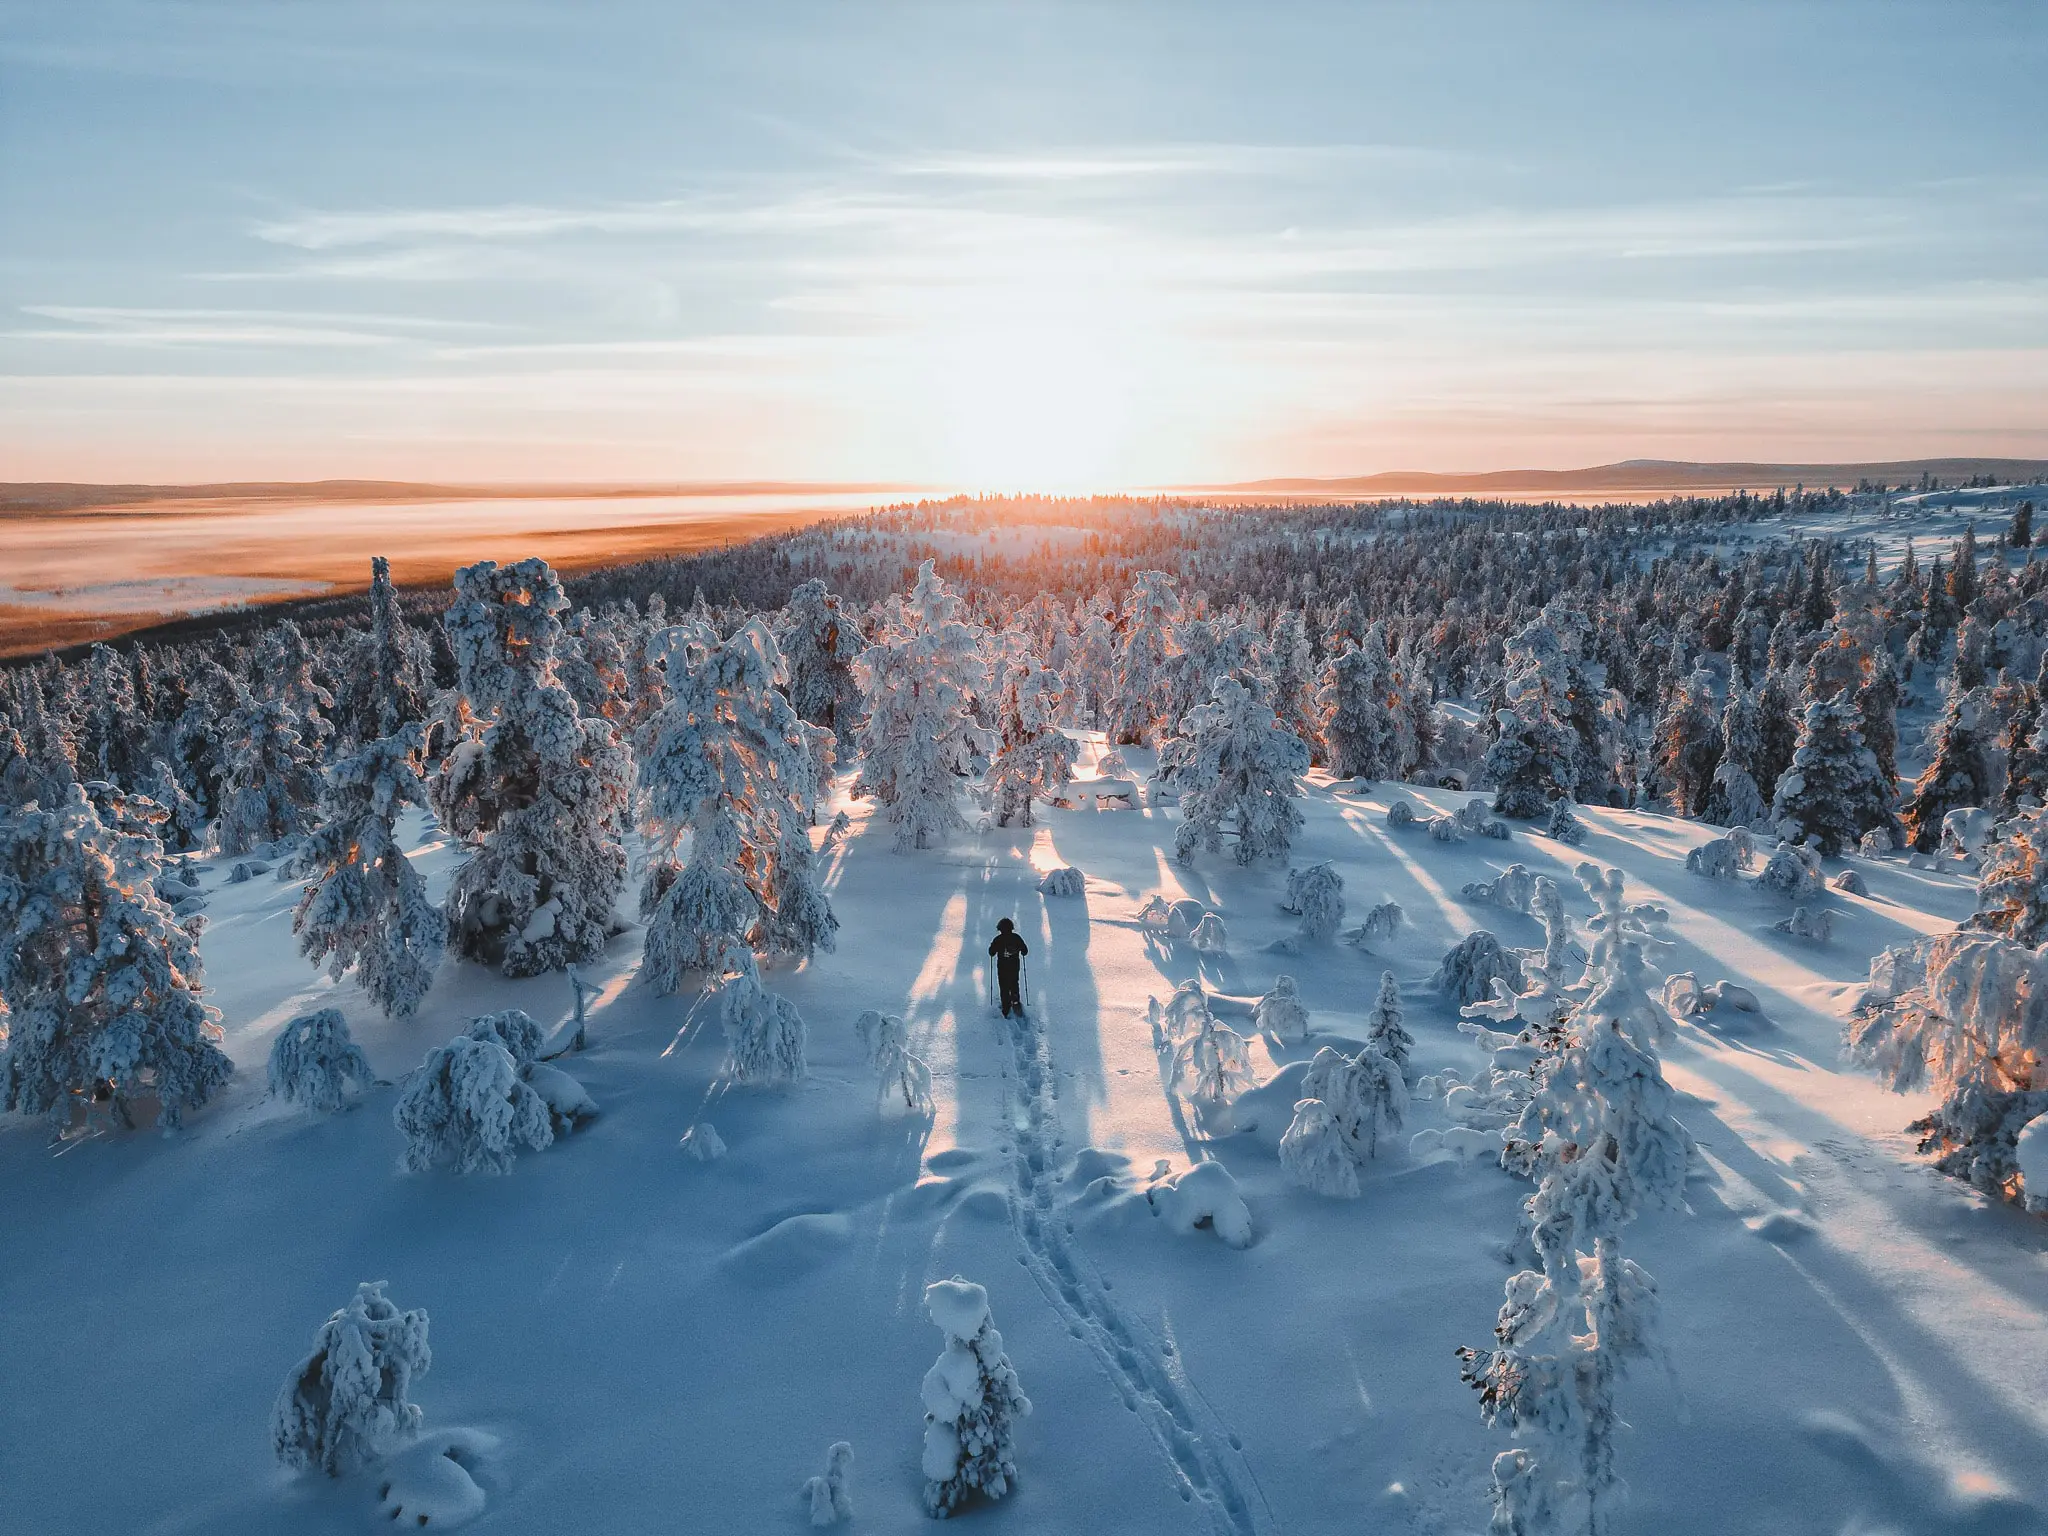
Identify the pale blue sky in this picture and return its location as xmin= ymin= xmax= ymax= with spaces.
xmin=3 ymin=2 xmax=2045 ymax=485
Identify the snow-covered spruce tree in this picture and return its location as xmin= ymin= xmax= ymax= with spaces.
xmin=1458 ymin=866 xmax=1689 ymax=1536
xmin=272 ymin=1280 xmax=430 ymax=1476
xmin=1252 ymin=973 xmax=1310 ymax=1038
xmin=1770 ymin=689 xmax=1897 ymax=857
xmin=715 ymin=943 xmax=808 ymax=1085
xmin=1299 ymin=1041 xmax=1405 ymax=1160
xmin=293 ymin=729 xmax=444 ymax=1018
xmin=144 ymin=757 xmax=208 ymax=853
xmin=1900 ymin=678 xmax=1997 ymax=852
xmin=267 ymin=1008 xmax=375 ymax=1113
xmin=802 ymin=1441 xmax=856 ymax=1527
xmin=920 ymin=1278 xmax=1031 ymax=1518
xmin=1157 ymin=675 xmax=1309 ymax=865
xmin=1316 ymin=630 xmax=1398 ymax=780
xmin=1167 ymin=984 xmax=1257 ymax=1104
xmin=393 ymin=1033 xmax=554 ymax=1174
xmin=856 ymin=1009 xmax=933 ymax=1112
xmin=430 ymin=558 xmax=630 ymax=977
xmin=1280 ymin=1097 xmax=1360 ymax=1198
xmin=1266 ymin=607 xmax=1321 ymax=756
xmin=984 ymin=660 xmax=1078 ymax=827
xmin=1485 ymin=601 xmax=1610 ymax=812
xmin=1110 ymin=570 xmax=1182 ymax=746
xmin=255 ymin=618 xmax=336 ymax=747
xmin=331 ymin=556 xmax=427 ymax=747
xmin=1366 ymin=969 xmax=1413 ymax=1076
xmin=637 ymin=619 xmax=838 ymax=990
xmin=76 ymin=643 xmax=148 ymax=789
xmin=1064 ymin=604 xmax=1118 ymax=731
xmin=1482 ymin=659 xmax=1581 ymax=819
xmin=0 ymin=783 xmax=230 ymax=1130
xmin=1969 ymin=808 xmax=2048 ymax=944
xmin=217 ymin=690 xmax=323 ymax=856
xmin=1703 ymin=684 xmax=1768 ymax=827
xmin=1652 ymin=668 xmax=1722 ymax=818
xmin=1284 ymin=861 xmax=1345 ymax=942
xmin=1433 ymin=930 xmax=1526 ymax=1008
xmin=852 ymin=562 xmax=989 ymax=852
xmin=1849 ymin=928 xmax=2048 ymax=1204
xmin=777 ymin=578 xmax=865 ymax=732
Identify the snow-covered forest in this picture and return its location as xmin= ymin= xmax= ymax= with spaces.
xmin=5 ymin=482 xmax=2048 ymax=1534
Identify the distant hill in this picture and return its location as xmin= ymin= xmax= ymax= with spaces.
xmin=1190 ymin=458 xmax=2048 ymax=497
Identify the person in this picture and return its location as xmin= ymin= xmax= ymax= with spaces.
xmin=988 ymin=917 xmax=1029 ymax=1017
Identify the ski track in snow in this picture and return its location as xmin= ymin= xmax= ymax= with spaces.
xmin=998 ymin=992 xmax=1274 ymax=1535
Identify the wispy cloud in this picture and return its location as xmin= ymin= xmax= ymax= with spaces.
xmin=9 ymin=304 xmax=499 ymax=348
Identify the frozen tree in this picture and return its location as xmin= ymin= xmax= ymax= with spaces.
xmin=1166 ymin=982 xmax=1257 ymax=1103
xmin=852 ymin=562 xmax=989 ymax=852
xmin=1545 ymin=796 xmax=1587 ymax=846
xmin=1703 ymin=684 xmax=1769 ymax=827
xmin=76 ymin=643 xmax=147 ymax=789
xmin=856 ymin=1009 xmax=933 ymax=1112
xmin=1252 ymin=973 xmax=1310 ymax=1039
xmin=1852 ymin=845 xmax=2048 ymax=1205
xmin=272 ymin=1281 xmax=430 ymax=1476
xmin=1317 ymin=628 xmax=1398 ymax=780
xmin=1968 ymin=808 xmax=2048 ymax=943
xmin=267 ymin=1008 xmax=375 ymax=1113
xmin=217 ymin=690 xmax=323 ymax=856
xmin=1157 ymin=675 xmax=1309 ymax=865
xmin=1651 ymin=668 xmax=1722 ymax=818
xmin=431 ymin=558 xmax=630 ymax=976
xmin=920 ymin=1278 xmax=1031 ymax=1518
xmin=1266 ymin=607 xmax=1321 ymax=754
xmin=1434 ymin=930 xmax=1526 ymax=1008
xmin=1284 ymin=861 xmax=1345 ymax=941
xmin=1366 ymin=969 xmax=1413 ymax=1075
xmin=255 ymin=619 xmax=336 ymax=746
xmin=144 ymin=757 xmax=208 ymax=853
xmin=0 ymin=783 xmax=230 ymax=1130
xmin=1770 ymin=689 xmax=1896 ymax=856
xmin=984 ymin=660 xmax=1078 ymax=827
xmin=715 ymin=944 xmax=808 ymax=1085
xmin=1301 ymin=1042 xmax=1405 ymax=1161
xmin=1901 ymin=678 xmax=1997 ymax=851
xmin=802 ymin=1441 xmax=855 ymax=1526
xmin=393 ymin=1033 xmax=554 ymax=1174
xmin=332 ymin=557 xmax=427 ymax=746
xmin=1458 ymin=867 xmax=1689 ymax=1536
xmin=1755 ymin=839 xmax=1825 ymax=900
xmin=293 ymin=729 xmax=443 ymax=1018
xmin=1484 ymin=604 xmax=1598 ymax=816
xmin=637 ymin=619 xmax=838 ymax=989
xmin=778 ymin=578 xmax=865 ymax=732
xmin=1110 ymin=570 xmax=1183 ymax=745
xmin=1280 ymin=1098 xmax=1360 ymax=1197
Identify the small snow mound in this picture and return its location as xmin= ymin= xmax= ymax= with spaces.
xmin=720 ymin=1211 xmax=854 ymax=1283
xmin=1410 ymin=1126 xmax=1502 ymax=1165
xmin=1747 ymin=1210 xmax=1815 ymax=1243
xmin=924 ymin=1278 xmax=990 ymax=1341
xmin=1228 ymin=1059 xmax=1315 ymax=1152
xmin=374 ymin=1434 xmax=490 ymax=1530
xmin=1831 ymin=868 xmax=1869 ymax=896
xmin=1264 ymin=934 xmax=1302 ymax=955
xmin=523 ymin=1063 xmax=596 ymax=1131
xmin=679 ymin=1123 xmax=726 ymax=1161
xmin=1036 ymin=865 xmax=1086 ymax=897
xmin=1148 ymin=1160 xmax=1252 ymax=1248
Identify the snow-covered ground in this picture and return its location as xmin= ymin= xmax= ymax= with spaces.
xmin=6 ymin=746 xmax=2048 ymax=1534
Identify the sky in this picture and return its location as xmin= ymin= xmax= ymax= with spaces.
xmin=2 ymin=1 xmax=2046 ymax=489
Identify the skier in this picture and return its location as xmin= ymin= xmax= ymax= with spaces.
xmin=988 ymin=917 xmax=1029 ymax=1017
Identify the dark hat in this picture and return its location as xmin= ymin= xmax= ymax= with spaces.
xmin=997 ymin=917 xmax=1015 ymax=932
